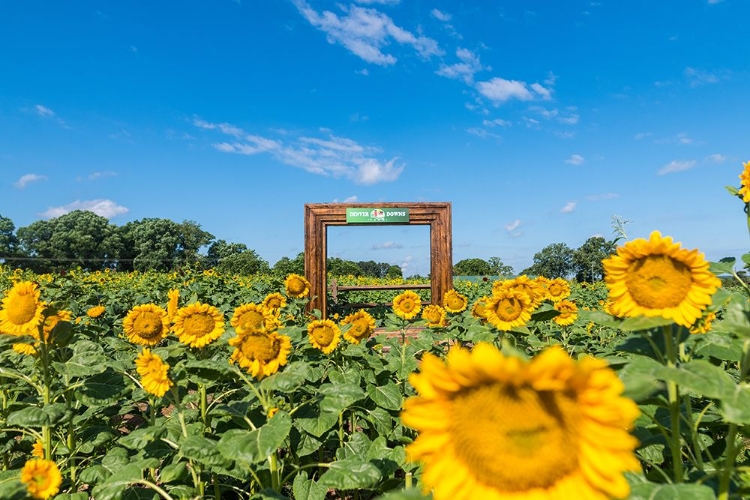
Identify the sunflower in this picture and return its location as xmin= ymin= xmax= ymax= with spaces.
xmin=690 ymin=311 xmax=717 ymax=334
xmin=307 ymin=318 xmax=341 ymax=354
xmin=262 ymin=292 xmax=287 ymax=312
xmin=341 ymin=310 xmax=376 ymax=343
xmin=506 ymin=275 xmax=545 ymax=309
xmin=553 ymin=300 xmax=578 ymax=326
xmin=738 ymin=160 xmax=750 ymax=202
xmin=285 ymin=273 xmax=311 ymax=298
xmin=32 ymin=440 xmax=44 ymax=459
xmin=123 ymin=304 xmax=170 ymax=346
xmin=230 ymin=303 xmax=280 ymax=335
xmin=484 ymin=288 xmax=533 ymax=331
xmin=0 ymin=281 xmax=45 ymax=336
xmin=86 ymin=305 xmax=106 ymax=318
xmin=135 ymin=348 xmax=174 ymax=397
xmin=12 ymin=342 xmax=38 ymax=356
xmin=167 ymin=289 xmax=180 ymax=322
xmin=228 ymin=330 xmax=292 ymax=379
xmin=470 ymin=296 xmax=490 ymax=322
xmin=443 ymin=289 xmax=468 ymax=313
xmin=602 ymin=230 xmax=721 ymax=328
xmin=172 ymin=302 xmax=225 ymax=348
xmin=401 ymin=343 xmax=641 ymax=500
xmin=20 ymin=458 xmax=62 ymax=500
xmin=422 ymin=305 xmax=447 ymax=328
xmin=393 ymin=290 xmax=423 ymax=320
xmin=546 ymin=278 xmax=571 ymax=303
xmin=42 ymin=309 xmax=72 ymax=342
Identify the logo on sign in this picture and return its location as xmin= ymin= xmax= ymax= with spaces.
xmin=371 ymin=209 xmax=385 ymax=220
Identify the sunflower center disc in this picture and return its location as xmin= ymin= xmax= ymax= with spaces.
xmin=349 ymin=321 xmax=367 ymax=339
xmin=493 ymin=297 xmax=523 ymax=321
xmin=239 ymin=311 xmax=265 ymax=332
xmin=312 ymin=325 xmax=335 ymax=346
xmin=288 ymin=279 xmax=305 ymax=294
xmin=241 ymin=334 xmax=280 ymax=362
xmin=626 ymin=255 xmax=693 ymax=309
xmin=8 ymin=292 xmax=37 ymax=325
xmin=449 ymin=383 xmax=580 ymax=491
xmin=184 ymin=313 xmax=216 ymax=338
xmin=133 ymin=312 xmax=163 ymax=339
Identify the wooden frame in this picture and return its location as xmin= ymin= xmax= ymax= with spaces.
xmin=304 ymin=202 xmax=453 ymax=318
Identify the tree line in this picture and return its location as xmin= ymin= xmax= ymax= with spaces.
xmin=0 ymin=210 xmax=617 ymax=280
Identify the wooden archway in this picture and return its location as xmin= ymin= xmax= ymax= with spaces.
xmin=303 ymin=202 xmax=453 ymax=318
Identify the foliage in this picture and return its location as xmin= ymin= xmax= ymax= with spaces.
xmin=572 ymin=236 xmax=616 ymax=282
xmin=522 ymin=242 xmax=575 ymax=278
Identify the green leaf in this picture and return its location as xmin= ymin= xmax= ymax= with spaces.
xmin=292 ymin=471 xmax=327 ymax=500
xmin=260 ymin=361 xmax=312 ymax=392
xmin=742 ymin=253 xmax=750 ymax=267
xmin=217 ymin=410 xmax=292 ymax=466
xmin=7 ymin=403 xmax=68 ymax=427
xmin=184 ymin=359 xmax=233 ymax=383
xmin=90 ymin=463 xmax=146 ymax=500
xmin=317 ymin=458 xmax=382 ymax=490
xmin=709 ymin=258 xmax=736 ymax=276
xmin=119 ymin=426 xmax=167 ymax=450
xmin=618 ymin=315 xmax=675 ymax=331
xmin=374 ymin=490 xmax=432 ymax=500
xmin=180 ymin=435 xmax=232 ymax=467
xmin=712 ymin=296 xmax=750 ymax=337
xmin=319 ymin=383 xmax=365 ymax=414
xmin=159 ymin=462 xmax=188 ymax=484
xmin=629 ymin=482 xmax=716 ymax=500
xmin=367 ymin=382 xmax=403 ymax=411
xmin=295 ymin=405 xmax=339 ymax=437
xmin=78 ymin=368 xmax=128 ymax=404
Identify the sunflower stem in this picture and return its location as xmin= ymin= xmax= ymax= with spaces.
xmin=663 ymin=325 xmax=683 ymax=482
xmin=718 ymin=339 xmax=750 ymax=499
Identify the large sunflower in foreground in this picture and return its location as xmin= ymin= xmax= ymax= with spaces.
xmin=738 ymin=160 xmax=750 ymax=202
xmin=228 ymin=330 xmax=292 ymax=379
xmin=341 ymin=310 xmax=376 ymax=344
xmin=483 ymin=288 xmax=532 ymax=331
xmin=172 ymin=302 xmax=225 ymax=348
xmin=401 ymin=343 xmax=641 ymax=500
xmin=307 ymin=318 xmax=341 ymax=354
xmin=20 ymin=458 xmax=62 ymax=500
xmin=443 ymin=289 xmax=468 ymax=313
xmin=284 ymin=273 xmax=311 ymax=298
xmin=392 ymin=290 xmax=423 ymax=320
xmin=123 ymin=304 xmax=170 ymax=346
xmin=135 ymin=348 xmax=173 ymax=397
xmin=602 ymin=230 xmax=721 ymax=328
xmin=230 ymin=303 xmax=280 ymax=335
xmin=0 ymin=281 xmax=45 ymax=336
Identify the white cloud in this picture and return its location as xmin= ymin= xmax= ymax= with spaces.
xmin=436 ymin=47 xmax=486 ymax=84
xmin=634 ymin=132 xmax=652 ymax=140
xmin=198 ymin=118 xmax=404 ymax=185
xmin=466 ymin=127 xmax=502 ymax=140
xmin=530 ymin=83 xmax=551 ymax=100
xmin=35 ymin=105 xmax=55 ymax=117
xmin=565 ymin=154 xmax=585 ymax=165
xmin=373 ymin=241 xmax=403 ymax=250
xmin=39 ymin=199 xmax=129 ymax=219
xmin=88 ymin=171 xmax=116 ymax=181
xmin=560 ymin=202 xmax=577 ymax=213
xmin=684 ymin=67 xmax=719 ymax=87
xmin=658 ymin=159 xmax=697 ymax=175
xmin=14 ymin=173 xmax=47 ymax=189
xmin=705 ymin=153 xmax=727 ymax=163
xmin=431 ymin=9 xmax=451 ymax=21
xmin=475 ymin=77 xmax=551 ymax=104
xmin=482 ymin=118 xmax=511 ymax=127
xmin=505 ymin=219 xmax=521 ymax=231
xmin=293 ymin=0 xmax=442 ymax=66
xmin=354 ymin=0 xmax=400 ymax=4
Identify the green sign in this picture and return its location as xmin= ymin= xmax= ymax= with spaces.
xmin=345 ymin=207 xmax=410 ymax=223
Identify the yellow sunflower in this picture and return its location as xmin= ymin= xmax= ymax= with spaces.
xmin=470 ymin=296 xmax=490 ymax=322
xmin=422 ymin=304 xmax=447 ymax=328
xmin=484 ymin=288 xmax=533 ymax=331
xmin=506 ymin=275 xmax=545 ymax=309
xmin=12 ymin=342 xmax=38 ymax=357
xmin=42 ymin=309 xmax=72 ymax=342
xmin=135 ymin=348 xmax=174 ymax=397
xmin=284 ymin=273 xmax=311 ymax=298
xmin=690 ymin=311 xmax=717 ymax=335
xmin=602 ymin=230 xmax=721 ymax=328
xmin=230 ymin=303 xmax=280 ymax=335
xmin=262 ymin=292 xmax=287 ymax=312
xmin=401 ymin=343 xmax=641 ymax=500
xmin=123 ymin=304 xmax=170 ymax=346
xmin=20 ymin=458 xmax=62 ymax=500
xmin=443 ymin=289 xmax=468 ymax=313
xmin=32 ymin=440 xmax=44 ymax=459
xmin=86 ymin=305 xmax=106 ymax=318
xmin=0 ymin=281 xmax=45 ymax=336
xmin=738 ymin=160 xmax=750 ymax=202
xmin=341 ymin=310 xmax=376 ymax=344
xmin=307 ymin=318 xmax=341 ymax=354
xmin=553 ymin=300 xmax=578 ymax=326
xmin=392 ymin=290 xmax=423 ymax=320
xmin=172 ymin=302 xmax=225 ymax=348
xmin=546 ymin=278 xmax=571 ymax=303
xmin=228 ymin=330 xmax=292 ymax=379
xmin=167 ymin=289 xmax=180 ymax=322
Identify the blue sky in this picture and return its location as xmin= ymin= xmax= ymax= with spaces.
xmin=2 ymin=0 xmax=749 ymax=277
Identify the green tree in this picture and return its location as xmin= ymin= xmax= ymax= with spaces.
xmin=453 ymin=258 xmax=492 ymax=276
xmin=487 ymin=257 xmax=514 ymax=277
xmin=0 ymin=215 xmax=19 ymax=264
xmin=386 ymin=264 xmax=403 ymax=278
xmin=327 ymin=257 xmax=362 ymax=276
xmin=573 ymin=236 xmax=616 ymax=282
xmin=522 ymin=242 xmax=574 ymax=279
xmin=273 ymin=252 xmax=305 ymax=277
xmin=178 ymin=220 xmax=214 ymax=266
xmin=205 ymin=240 xmax=249 ymax=268
xmin=122 ymin=218 xmax=183 ymax=272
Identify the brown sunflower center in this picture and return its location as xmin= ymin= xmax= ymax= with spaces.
xmin=449 ymin=383 xmax=580 ymax=491
xmin=7 ymin=292 xmax=38 ymax=325
xmin=425 ymin=310 xmax=442 ymax=323
xmin=239 ymin=310 xmax=265 ymax=331
xmin=447 ymin=296 xmax=464 ymax=310
xmin=625 ymin=255 xmax=693 ymax=309
xmin=288 ymin=278 xmax=306 ymax=294
xmin=133 ymin=312 xmax=164 ymax=339
xmin=241 ymin=334 xmax=281 ymax=362
xmin=183 ymin=312 xmax=216 ymax=338
xmin=266 ymin=297 xmax=282 ymax=309
xmin=311 ymin=325 xmax=335 ymax=346
xmin=349 ymin=320 xmax=369 ymax=339
xmin=400 ymin=299 xmax=416 ymax=312
xmin=490 ymin=297 xmax=523 ymax=321
xmin=548 ymin=284 xmax=562 ymax=296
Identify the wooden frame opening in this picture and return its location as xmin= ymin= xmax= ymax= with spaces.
xmin=303 ymin=202 xmax=453 ymax=318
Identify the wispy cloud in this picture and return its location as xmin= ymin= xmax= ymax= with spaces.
xmin=354 ymin=0 xmax=400 ymax=4
xmin=373 ymin=241 xmax=403 ymax=250
xmin=196 ymin=117 xmax=404 ymax=185
xmin=88 ymin=171 xmax=117 ymax=181
xmin=475 ymin=77 xmax=552 ymax=104
xmin=34 ymin=105 xmax=55 ymax=117
xmin=505 ymin=219 xmax=521 ymax=231
xmin=14 ymin=173 xmax=47 ymax=189
xmin=565 ymin=154 xmax=585 ymax=165
xmin=436 ymin=47 xmax=487 ymax=84
xmin=293 ymin=0 xmax=442 ymax=66
xmin=684 ymin=67 xmax=719 ymax=87
xmin=560 ymin=201 xmax=577 ymax=213
xmin=705 ymin=153 xmax=727 ymax=163
xmin=431 ymin=9 xmax=451 ymax=21
xmin=39 ymin=199 xmax=129 ymax=219
xmin=658 ymin=159 xmax=698 ymax=175
xmin=466 ymin=127 xmax=502 ymax=141
xmin=482 ymin=118 xmax=511 ymax=127
xmin=656 ymin=132 xmax=694 ymax=145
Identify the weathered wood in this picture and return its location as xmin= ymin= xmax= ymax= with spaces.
xmin=304 ymin=202 xmax=453 ymax=318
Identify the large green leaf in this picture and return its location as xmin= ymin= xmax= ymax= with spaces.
xmin=217 ymin=410 xmax=292 ymax=466
xmin=260 ymin=361 xmax=312 ymax=392
xmin=292 ymin=471 xmax=327 ymax=500
xmin=367 ymin=382 xmax=403 ymax=411
xmin=180 ymin=435 xmax=232 ymax=467
xmin=374 ymin=490 xmax=432 ymax=500
xmin=319 ymin=383 xmax=365 ymax=413
xmin=77 ymin=368 xmax=128 ymax=404
xmin=7 ymin=403 xmax=68 ymax=427
xmin=317 ymin=458 xmax=382 ymax=490
xmin=118 ymin=426 xmax=167 ymax=450
xmin=629 ymin=482 xmax=716 ymax=499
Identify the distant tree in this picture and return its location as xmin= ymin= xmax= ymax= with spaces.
xmin=0 ymin=215 xmax=19 ymax=263
xmin=453 ymin=258 xmax=492 ymax=276
xmin=327 ymin=257 xmax=362 ymax=276
xmin=487 ymin=257 xmax=514 ymax=277
xmin=273 ymin=252 xmax=305 ymax=277
xmin=573 ymin=236 xmax=616 ymax=282
xmin=178 ymin=220 xmax=214 ymax=266
xmin=124 ymin=218 xmax=183 ymax=272
xmin=218 ymin=250 xmax=270 ymax=275
xmin=522 ymin=242 xmax=575 ymax=279
xmin=386 ymin=264 xmax=403 ymax=278
xmin=205 ymin=239 xmax=249 ymax=268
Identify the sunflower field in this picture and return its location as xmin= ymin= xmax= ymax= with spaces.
xmin=1 ymin=161 xmax=750 ymax=500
